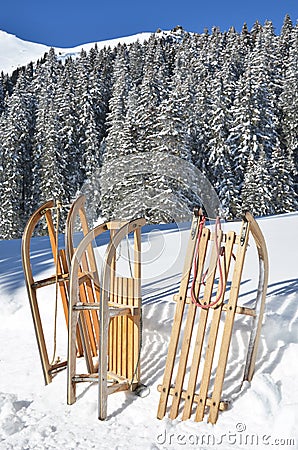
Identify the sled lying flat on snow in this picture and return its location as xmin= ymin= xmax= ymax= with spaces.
xmin=157 ymin=209 xmax=268 ymax=424
xmin=22 ymin=195 xmax=145 ymax=420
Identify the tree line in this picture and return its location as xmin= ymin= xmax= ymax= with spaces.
xmin=0 ymin=17 xmax=297 ymax=239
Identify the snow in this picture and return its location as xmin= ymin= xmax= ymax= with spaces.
xmin=0 ymin=30 xmax=152 ymax=75
xmin=0 ymin=212 xmax=297 ymax=449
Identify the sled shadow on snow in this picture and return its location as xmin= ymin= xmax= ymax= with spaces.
xmin=0 ymin=221 xmax=187 ymax=294
xmin=140 ymin=275 xmax=298 ymax=407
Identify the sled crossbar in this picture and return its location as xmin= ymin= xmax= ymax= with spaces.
xmin=157 ymin=210 xmax=268 ymax=424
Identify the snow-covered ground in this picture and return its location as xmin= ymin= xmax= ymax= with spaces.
xmin=0 ymin=29 xmax=152 ymax=74
xmin=0 ymin=212 xmax=297 ymax=449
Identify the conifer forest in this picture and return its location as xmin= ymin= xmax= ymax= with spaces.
xmin=0 ymin=17 xmax=297 ymax=239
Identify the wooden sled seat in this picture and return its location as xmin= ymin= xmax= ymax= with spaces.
xmin=157 ymin=209 xmax=268 ymax=424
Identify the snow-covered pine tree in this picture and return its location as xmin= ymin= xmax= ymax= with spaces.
xmin=241 ymin=150 xmax=274 ymax=216
xmin=32 ymin=48 xmax=69 ymax=229
xmin=0 ymin=67 xmax=36 ymax=238
xmin=54 ymin=58 xmax=82 ymax=200
xmin=99 ymin=45 xmax=132 ymax=220
xmin=279 ymin=22 xmax=298 ymax=197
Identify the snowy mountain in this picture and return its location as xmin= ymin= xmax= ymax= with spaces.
xmin=0 ymin=212 xmax=297 ymax=448
xmin=0 ymin=18 xmax=297 ymax=241
xmin=0 ymin=29 xmax=152 ymax=74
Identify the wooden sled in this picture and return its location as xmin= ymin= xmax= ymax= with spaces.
xmin=21 ymin=200 xmax=71 ymax=384
xmin=157 ymin=209 xmax=268 ymax=424
xmin=67 ymin=217 xmax=145 ymax=420
xmin=22 ymin=195 xmax=145 ymax=404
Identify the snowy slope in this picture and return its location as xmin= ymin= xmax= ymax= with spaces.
xmin=0 ymin=30 xmax=152 ymax=74
xmin=0 ymin=213 xmax=297 ymax=449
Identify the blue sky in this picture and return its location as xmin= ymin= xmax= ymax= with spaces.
xmin=0 ymin=0 xmax=297 ymax=47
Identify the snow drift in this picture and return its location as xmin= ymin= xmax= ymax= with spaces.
xmin=0 ymin=212 xmax=297 ymax=449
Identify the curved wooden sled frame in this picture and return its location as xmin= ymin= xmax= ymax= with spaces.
xmin=67 ymin=217 xmax=145 ymax=420
xmin=157 ymin=210 xmax=269 ymax=424
xmin=21 ymin=200 xmax=70 ymax=384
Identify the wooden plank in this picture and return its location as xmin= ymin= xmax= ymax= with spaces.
xmin=80 ymin=239 xmax=99 ymax=358
xmin=109 ymin=229 xmax=116 ymax=374
xmin=127 ymin=278 xmax=134 ymax=381
xmin=208 ymin=218 xmax=250 ymax=424
xmin=98 ymin=278 xmax=110 ymax=420
xmin=181 ymin=228 xmax=222 ymax=421
xmin=122 ymin=278 xmax=128 ymax=379
xmin=78 ymin=276 xmax=97 ymax=357
xmin=157 ymin=212 xmax=202 ymax=420
xmin=107 ymin=381 xmax=130 ymax=395
xmin=32 ymin=273 xmax=69 ymax=289
xmin=195 ymin=230 xmax=235 ymax=422
xmin=133 ymin=227 xmax=142 ymax=384
xmin=157 ymin=385 xmax=228 ymax=411
xmin=116 ymin=277 xmax=123 ymax=376
xmin=169 ymin=228 xmax=210 ymax=419
xmin=173 ymin=295 xmax=256 ymax=317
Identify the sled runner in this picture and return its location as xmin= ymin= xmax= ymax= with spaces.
xmin=157 ymin=209 xmax=268 ymax=424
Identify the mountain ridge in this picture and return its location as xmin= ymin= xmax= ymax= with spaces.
xmin=0 ymin=29 xmax=153 ymax=74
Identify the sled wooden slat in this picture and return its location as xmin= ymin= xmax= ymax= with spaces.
xmin=181 ymin=228 xmax=224 ymax=421
xmin=127 ymin=277 xmax=134 ymax=381
xmin=195 ymin=230 xmax=235 ymax=422
xmin=109 ymin=229 xmax=117 ymax=374
xmin=157 ymin=210 xmax=202 ymax=420
xmin=157 ymin=385 xmax=228 ymax=411
xmin=157 ymin=210 xmax=268 ymax=424
xmin=173 ymin=295 xmax=256 ymax=317
xmin=169 ymin=228 xmax=210 ymax=420
xmin=208 ymin=219 xmax=250 ymax=424
xmin=32 ymin=273 xmax=69 ymax=289
xmin=65 ymin=195 xmax=100 ymax=362
xmin=116 ymin=276 xmax=123 ymax=377
xmin=133 ymin=226 xmax=142 ymax=384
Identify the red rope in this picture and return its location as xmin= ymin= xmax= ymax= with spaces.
xmin=190 ymin=216 xmax=224 ymax=309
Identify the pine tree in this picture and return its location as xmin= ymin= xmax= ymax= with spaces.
xmin=241 ymin=150 xmax=274 ymax=216
xmin=0 ymin=68 xmax=36 ymax=238
xmin=279 ymin=23 xmax=298 ymax=196
xmin=32 ymin=49 xmax=68 ymax=209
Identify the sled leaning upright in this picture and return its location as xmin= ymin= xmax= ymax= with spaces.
xmin=157 ymin=209 xmax=268 ymax=424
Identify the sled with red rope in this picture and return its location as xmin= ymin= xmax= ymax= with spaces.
xmin=157 ymin=208 xmax=268 ymax=424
